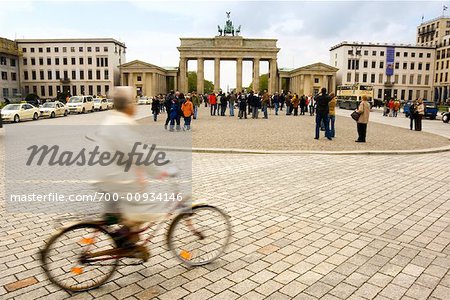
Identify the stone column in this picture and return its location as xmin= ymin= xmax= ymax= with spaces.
xmin=197 ymin=58 xmax=204 ymax=94
xmin=151 ymin=73 xmax=157 ymax=97
xmin=142 ymin=72 xmax=147 ymax=96
xmin=252 ymin=58 xmax=260 ymax=92
xmin=268 ymin=59 xmax=277 ymax=94
xmin=214 ymin=58 xmax=220 ymax=92
xmin=236 ymin=58 xmax=243 ymax=92
xmin=179 ymin=58 xmax=187 ymax=92
xmin=278 ymin=76 xmax=282 ymax=93
xmin=300 ymin=74 xmax=305 ymax=95
xmin=331 ymin=75 xmax=336 ymax=93
xmin=173 ymin=75 xmax=178 ymax=91
xmin=310 ymin=74 xmax=314 ymax=95
xmin=121 ymin=72 xmax=126 ymax=86
xmin=322 ymin=75 xmax=329 ymax=92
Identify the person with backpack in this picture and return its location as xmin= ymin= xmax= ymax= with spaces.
xmin=169 ymin=94 xmax=182 ymax=132
xmin=151 ymin=95 xmax=160 ymax=122
xmin=181 ymin=94 xmax=194 ymax=131
xmin=238 ymin=91 xmax=247 ymax=119
xmin=164 ymin=91 xmax=175 ymax=130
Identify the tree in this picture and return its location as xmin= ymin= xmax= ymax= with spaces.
xmin=187 ymin=71 xmax=214 ymax=94
xmin=248 ymin=73 xmax=269 ymax=92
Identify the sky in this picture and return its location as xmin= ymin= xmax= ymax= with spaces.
xmin=0 ymin=0 xmax=448 ymax=90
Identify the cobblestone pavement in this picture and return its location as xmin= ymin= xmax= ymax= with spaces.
xmin=1 ymin=107 xmax=450 ymax=299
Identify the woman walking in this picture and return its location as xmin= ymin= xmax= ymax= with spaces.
xmin=355 ymin=95 xmax=370 ymax=143
xmin=328 ymin=93 xmax=337 ymax=137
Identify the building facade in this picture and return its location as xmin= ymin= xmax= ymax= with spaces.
xmin=0 ymin=38 xmax=21 ymax=101
xmin=16 ymin=38 xmax=126 ymax=99
xmin=330 ymin=42 xmax=435 ymax=101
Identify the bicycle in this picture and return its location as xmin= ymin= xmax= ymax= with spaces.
xmin=40 ymin=176 xmax=232 ymax=292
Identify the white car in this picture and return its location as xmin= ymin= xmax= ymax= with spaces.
xmin=1 ymin=103 xmax=40 ymax=123
xmin=138 ymin=97 xmax=151 ymax=105
xmin=106 ymin=99 xmax=114 ymax=110
xmin=93 ymin=98 xmax=108 ymax=111
xmin=67 ymin=96 xmax=94 ymax=114
xmin=40 ymin=101 xmax=68 ymax=118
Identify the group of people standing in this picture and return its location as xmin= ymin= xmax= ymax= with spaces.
xmin=383 ymin=98 xmax=401 ymax=117
xmin=409 ymin=99 xmax=425 ymax=131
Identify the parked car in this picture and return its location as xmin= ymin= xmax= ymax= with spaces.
xmin=67 ymin=96 xmax=94 ymax=114
xmin=1 ymin=103 xmax=40 ymax=123
xmin=106 ymin=98 xmax=114 ymax=110
xmin=40 ymin=101 xmax=68 ymax=118
xmin=93 ymin=98 xmax=108 ymax=111
xmin=138 ymin=97 xmax=151 ymax=105
xmin=404 ymin=100 xmax=438 ymax=119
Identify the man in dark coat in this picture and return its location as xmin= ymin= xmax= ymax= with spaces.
xmin=314 ymin=88 xmax=332 ymax=140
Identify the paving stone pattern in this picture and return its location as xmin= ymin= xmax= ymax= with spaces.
xmin=1 ymin=147 xmax=450 ymax=299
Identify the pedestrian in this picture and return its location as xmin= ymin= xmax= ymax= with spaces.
xmin=300 ymin=95 xmax=306 ymax=115
xmin=181 ymin=94 xmax=194 ymax=130
xmin=229 ymin=92 xmax=236 ymax=116
xmin=355 ymin=95 xmax=370 ymax=142
xmin=220 ymin=91 xmax=227 ymax=116
xmin=388 ymin=98 xmax=394 ymax=117
xmin=238 ymin=90 xmax=248 ymax=119
xmin=415 ymin=99 xmax=425 ymax=131
xmin=151 ymin=95 xmax=160 ymax=121
xmin=314 ymin=88 xmax=332 ymax=140
xmin=191 ymin=91 xmax=200 ymax=119
xmin=292 ymin=94 xmax=299 ymax=116
xmin=272 ymin=92 xmax=280 ymax=115
xmin=286 ymin=92 xmax=292 ymax=115
xmin=209 ymin=92 xmax=217 ymax=116
xmin=393 ymin=99 xmax=400 ymax=117
xmin=279 ymin=92 xmax=285 ymax=111
xmin=309 ymin=95 xmax=315 ymax=116
xmin=169 ymin=94 xmax=182 ymax=132
xmin=164 ymin=91 xmax=175 ymax=130
xmin=409 ymin=100 xmax=416 ymax=130
xmin=262 ymin=90 xmax=270 ymax=119
xmin=329 ymin=92 xmax=337 ymax=138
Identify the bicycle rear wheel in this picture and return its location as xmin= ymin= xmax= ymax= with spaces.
xmin=40 ymin=222 xmax=119 ymax=292
xmin=167 ymin=205 xmax=231 ymax=266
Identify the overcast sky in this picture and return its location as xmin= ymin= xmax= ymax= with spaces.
xmin=0 ymin=0 xmax=448 ymax=90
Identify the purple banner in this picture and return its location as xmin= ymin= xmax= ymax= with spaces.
xmin=386 ymin=46 xmax=395 ymax=76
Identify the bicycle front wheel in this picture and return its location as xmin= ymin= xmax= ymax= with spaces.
xmin=167 ymin=205 xmax=232 ymax=266
xmin=40 ymin=222 xmax=119 ymax=292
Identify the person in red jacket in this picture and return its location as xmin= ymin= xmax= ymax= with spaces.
xmin=181 ymin=95 xmax=194 ymax=130
xmin=208 ymin=92 xmax=217 ymax=116
xmin=388 ymin=99 xmax=395 ymax=117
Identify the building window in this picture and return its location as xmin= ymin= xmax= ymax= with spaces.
xmin=379 ymin=61 xmax=384 ymax=68
xmin=31 ymin=58 xmax=36 ymax=65
xmin=56 ymin=71 xmax=60 ymax=80
xmin=72 ymin=70 xmax=76 ymax=80
xmin=31 ymin=71 xmax=36 ymax=80
xmin=411 ymin=53 xmax=416 ymax=58
xmin=79 ymin=47 xmax=83 ymax=52
xmin=88 ymin=70 xmax=93 ymax=80
xmin=88 ymin=85 xmax=93 ymax=95
xmin=38 ymin=47 xmax=43 ymax=53
xmin=425 ymin=75 xmax=429 ymax=85
xmin=10 ymin=58 xmax=16 ymax=66
xmin=137 ymin=76 xmax=142 ymax=82
xmin=1 ymin=72 xmax=7 ymax=80
xmin=426 ymin=63 xmax=430 ymax=70
xmin=88 ymin=57 xmax=92 ymax=65
xmin=46 ymin=47 xmax=51 ymax=53
xmin=47 ymin=58 xmax=51 ymax=65
xmin=11 ymin=72 xmax=17 ymax=81
xmin=346 ymin=72 xmax=351 ymax=82
xmin=80 ymin=70 xmax=84 ymax=80
xmin=22 ymin=48 xmax=27 ymax=52
xmin=105 ymin=58 xmax=108 ymax=67
xmin=24 ymin=71 xmax=29 ymax=80
xmin=403 ymin=52 xmax=408 ymax=57
xmin=396 ymin=52 xmax=400 ymax=57
xmin=96 ymin=70 xmax=101 ymax=80
xmin=378 ymin=74 xmax=383 ymax=84
xmin=403 ymin=62 xmax=407 ymax=69
xmin=348 ymin=50 xmax=353 ymax=55
xmin=39 ymin=58 xmax=44 ymax=65
xmin=410 ymin=75 xmax=414 ymax=84
xmin=377 ymin=89 xmax=382 ymax=99
xmin=0 ymin=56 xmax=6 ymax=65
xmin=55 ymin=58 xmax=60 ymax=65
xmin=408 ymin=90 xmax=413 ymax=100
xmin=362 ymin=73 xmax=367 ymax=83
xmin=55 ymin=47 xmax=59 ymax=53
xmin=40 ymin=86 xmax=45 ymax=97
xmin=23 ymin=58 xmax=27 ymax=65
xmin=416 ymin=74 xmax=422 ymax=85
xmin=32 ymin=86 xmax=37 ymax=94
xmin=95 ymin=47 xmax=100 ymax=52
xmin=104 ymin=46 xmax=108 ymax=52
xmin=437 ymin=50 xmax=441 ymax=60
xmin=372 ymin=50 xmax=376 ymax=56
xmin=63 ymin=47 xmax=67 ymax=53
xmin=394 ymin=75 xmax=399 ymax=83
xmin=40 ymin=70 xmax=44 ymax=80
xmin=363 ymin=50 xmax=368 ymax=55
xmin=419 ymin=53 xmax=423 ymax=58
xmin=395 ymin=62 xmax=399 ymax=69
xmin=49 ymin=86 xmax=53 ymax=96
xmin=380 ymin=51 xmax=385 ymax=56
xmin=97 ymin=85 xmax=101 ymax=95
xmin=87 ymin=47 xmax=92 ymax=52
xmin=47 ymin=70 xmax=52 ymax=80
xmin=63 ymin=57 xmax=68 ymax=65
xmin=72 ymin=86 xmax=77 ymax=96
xmin=418 ymin=63 xmax=422 ymax=70
xmin=410 ymin=62 xmax=415 ymax=70
xmin=105 ymin=85 xmax=109 ymax=94
xmin=71 ymin=57 xmax=75 ymax=65
xmin=371 ymin=61 xmax=376 ymax=68
xmin=30 ymin=48 xmax=35 ymax=53
xmin=79 ymin=57 xmax=84 ymax=65
xmin=2 ymin=88 xmax=9 ymax=97
xmin=370 ymin=74 xmax=375 ymax=83
xmin=64 ymin=70 xmax=68 ymax=80
xmin=363 ymin=60 xmax=368 ymax=68
xmin=71 ymin=47 xmax=75 ymax=52
xmin=104 ymin=70 xmax=109 ymax=80
xmin=427 ymin=53 xmax=431 ymax=58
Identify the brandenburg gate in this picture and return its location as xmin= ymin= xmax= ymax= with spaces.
xmin=177 ymin=13 xmax=280 ymax=94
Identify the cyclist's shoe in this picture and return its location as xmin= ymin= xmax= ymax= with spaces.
xmin=117 ymin=245 xmax=149 ymax=262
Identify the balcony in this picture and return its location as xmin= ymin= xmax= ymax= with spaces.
xmin=60 ymin=78 xmax=70 ymax=84
xmin=384 ymin=81 xmax=394 ymax=87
